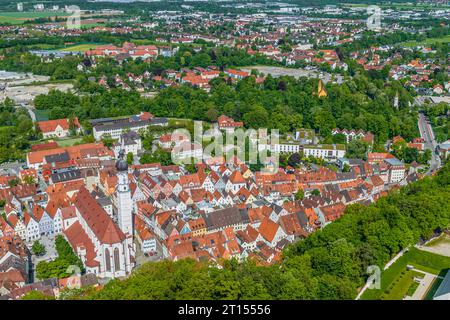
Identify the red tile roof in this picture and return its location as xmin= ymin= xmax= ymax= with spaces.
xmin=258 ymin=218 xmax=279 ymax=243
xmin=37 ymin=118 xmax=80 ymax=134
xmin=73 ymin=186 xmax=125 ymax=244
xmin=27 ymin=142 xmax=112 ymax=166
xmin=64 ymin=221 xmax=99 ymax=267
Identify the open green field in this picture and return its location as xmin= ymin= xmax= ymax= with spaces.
xmin=26 ymin=43 xmax=59 ymax=50
xmin=132 ymin=39 xmax=171 ymax=46
xmin=55 ymin=137 xmax=82 ymax=147
xmin=0 ymin=11 xmax=69 ymax=25
xmin=401 ymin=35 xmax=450 ymax=47
xmin=426 ymin=234 xmax=450 ymax=248
xmin=59 ymin=43 xmax=105 ymax=52
xmin=80 ymin=23 xmax=104 ymax=29
xmin=361 ymin=247 xmax=450 ymax=300
xmin=381 ymin=270 xmax=423 ymax=300
xmin=343 ymin=3 xmax=450 ymax=10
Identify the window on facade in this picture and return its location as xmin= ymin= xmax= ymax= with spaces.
xmin=114 ymin=247 xmax=121 ymax=271
xmin=105 ymin=248 xmax=111 ymax=271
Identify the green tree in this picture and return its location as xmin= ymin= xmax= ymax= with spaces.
xmin=295 ymin=189 xmax=305 ymax=201
xmin=32 ymin=241 xmax=46 ymax=256
xmin=23 ymin=175 xmax=36 ymax=185
xmin=127 ymin=152 xmax=134 ymax=165
xmin=243 ymin=106 xmax=269 ymax=129
xmin=101 ymin=134 xmax=115 ymax=148
xmin=8 ymin=178 xmax=20 ymax=187
xmin=346 ymin=139 xmax=369 ymax=160
xmin=21 ymin=290 xmax=55 ymax=300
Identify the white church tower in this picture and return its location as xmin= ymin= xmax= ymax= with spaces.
xmin=115 ymin=149 xmax=133 ymax=236
xmin=393 ymin=91 xmax=399 ymax=109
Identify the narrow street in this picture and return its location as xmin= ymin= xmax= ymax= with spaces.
xmin=418 ymin=112 xmax=441 ymax=175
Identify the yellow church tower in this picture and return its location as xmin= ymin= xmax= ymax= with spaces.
xmin=317 ymin=79 xmax=327 ymax=98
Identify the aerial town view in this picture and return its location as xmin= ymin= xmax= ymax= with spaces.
xmin=0 ymin=0 xmax=448 ymax=309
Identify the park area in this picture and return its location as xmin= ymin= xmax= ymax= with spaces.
xmin=55 ymin=137 xmax=83 ymax=147
xmin=59 ymin=43 xmax=105 ymax=52
xmin=361 ymin=246 xmax=450 ymax=300
xmin=0 ymin=11 xmax=69 ymax=24
xmin=401 ymin=35 xmax=450 ymax=47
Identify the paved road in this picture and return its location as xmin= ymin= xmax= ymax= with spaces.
xmin=404 ymin=272 xmax=436 ymax=300
xmin=405 ymin=267 xmax=445 ymax=300
xmin=418 ymin=113 xmax=441 ymax=175
xmin=17 ymin=103 xmax=36 ymax=122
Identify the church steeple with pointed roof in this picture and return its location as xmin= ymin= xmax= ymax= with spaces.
xmin=115 ymin=148 xmax=133 ymax=236
xmin=317 ymin=79 xmax=327 ymax=98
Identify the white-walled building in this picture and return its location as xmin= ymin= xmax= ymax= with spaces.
xmin=113 ymin=131 xmax=142 ymax=158
xmin=384 ymin=158 xmax=406 ymax=183
xmin=37 ymin=118 xmax=81 ymax=139
xmin=303 ymin=144 xmax=346 ymax=160
xmin=63 ymin=186 xmax=135 ymax=279
xmin=92 ymin=114 xmax=167 ymax=141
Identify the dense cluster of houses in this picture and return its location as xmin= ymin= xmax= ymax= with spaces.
xmin=351 ymin=46 xmax=449 ymax=96
xmin=0 ymin=124 xmax=418 ymax=298
xmin=85 ymin=42 xmax=176 ymax=61
xmin=0 ymin=6 xmax=445 ymax=299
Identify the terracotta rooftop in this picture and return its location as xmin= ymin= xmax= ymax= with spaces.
xmin=73 ymin=186 xmax=125 ymax=244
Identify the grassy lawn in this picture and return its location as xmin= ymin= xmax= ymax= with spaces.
xmin=0 ymin=11 xmax=69 ymax=25
xmin=361 ymin=247 xmax=450 ymax=300
xmin=168 ymin=118 xmax=195 ymax=127
xmin=380 ymin=270 xmax=423 ymax=300
xmin=55 ymin=137 xmax=82 ymax=147
xmin=26 ymin=44 xmax=60 ymax=50
xmin=406 ymin=280 xmax=420 ymax=297
xmin=401 ymin=35 xmax=450 ymax=47
xmin=132 ymin=39 xmax=171 ymax=46
xmin=59 ymin=43 xmax=105 ymax=52
xmin=80 ymin=23 xmax=104 ymax=29
xmin=425 ymin=234 xmax=450 ymax=247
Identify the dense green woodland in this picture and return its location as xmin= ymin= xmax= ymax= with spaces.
xmin=0 ymin=98 xmax=38 ymax=163
xmin=0 ymin=42 xmax=435 ymax=163
xmin=424 ymin=102 xmax=449 ymax=143
xmin=62 ymin=162 xmax=450 ymax=300
xmin=0 ymin=46 xmax=273 ymax=78
xmin=33 ymin=72 xmax=418 ymax=146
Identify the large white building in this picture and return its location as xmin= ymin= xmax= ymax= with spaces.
xmin=303 ymin=144 xmax=346 ymax=160
xmin=331 ymin=128 xmax=374 ymax=144
xmin=273 ymin=143 xmax=301 ymax=153
xmin=37 ymin=118 xmax=82 ymax=139
xmin=384 ymin=158 xmax=406 ymax=183
xmin=63 ymin=186 xmax=135 ymax=279
xmin=113 ymin=131 xmax=142 ymax=158
xmin=92 ymin=113 xmax=167 ymax=141
xmin=172 ymin=142 xmax=203 ymax=161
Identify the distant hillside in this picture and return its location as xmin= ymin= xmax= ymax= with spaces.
xmin=0 ymin=0 xmax=422 ymax=12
